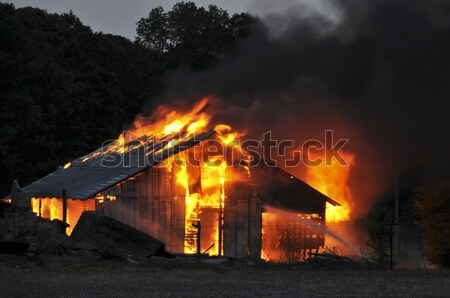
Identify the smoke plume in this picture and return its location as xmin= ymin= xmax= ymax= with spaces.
xmin=150 ymin=0 xmax=450 ymax=219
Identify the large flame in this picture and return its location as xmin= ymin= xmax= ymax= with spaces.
xmin=120 ymin=98 xmax=210 ymax=143
xmin=32 ymin=97 xmax=357 ymax=260
xmin=306 ymin=152 xmax=355 ymax=223
xmin=51 ymin=97 xmax=248 ymax=255
xmin=66 ymin=98 xmax=212 ymax=166
xmin=163 ymin=124 xmax=246 ymax=255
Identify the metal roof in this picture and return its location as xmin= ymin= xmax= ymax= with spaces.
xmin=229 ymin=157 xmax=341 ymax=211
xmin=10 ymin=128 xmax=339 ymax=208
xmin=264 ymin=164 xmax=341 ymax=208
xmin=21 ymin=130 xmax=215 ymax=200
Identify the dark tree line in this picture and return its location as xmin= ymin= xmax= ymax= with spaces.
xmin=0 ymin=2 xmax=258 ymax=196
xmin=136 ymin=2 xmax=257 ymax=69
xmin=365 ymin=177 xmax=450 ymax=268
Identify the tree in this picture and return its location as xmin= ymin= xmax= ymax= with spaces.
xmin=136 ymin=2 xmax=260 ymax=69
xmin=365 ymin=198 xmax=394 ymax=267
xmin=0 ymin=2 xmax=258 ymax=196
xmin=135 ymin=7 xmax=171 ymax=53
xmin=415 ymin=180 xmax=450 ymax=268
xmin=0 ymin=4 xmax=159 ymax=195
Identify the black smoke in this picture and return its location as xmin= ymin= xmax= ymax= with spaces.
xmin=152 ymin=0 xmax=450 ymax=219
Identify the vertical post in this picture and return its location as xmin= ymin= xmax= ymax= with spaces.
xmin=247 ymin=198 xmax=251 ymax=257
xmin=390 ymin=223 xmax=394 ymax=270
xmin=218 ymin=198 xmax=223 ymax=256
xmin=394 ymin=176 xmax=399 ymax=255
xmin=234 ymin=203 xmax=238 ymax=258
xmin=196 ymin=220 xmax=201 ymax=261
xmin=62 ymin=189 xmax=67 ymax=224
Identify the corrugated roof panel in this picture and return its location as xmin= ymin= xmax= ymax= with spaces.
xmin=21 ymin=130 xmax=216 ymax=200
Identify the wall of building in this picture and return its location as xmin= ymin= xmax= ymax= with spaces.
xmin=97 ymin=165 xmax=186 ymax=253
xmin=95 ymin=149 xmax=327 ymax=262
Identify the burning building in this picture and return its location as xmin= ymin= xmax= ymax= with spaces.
xmin=3 ymin=99 xmax=340 ymax=263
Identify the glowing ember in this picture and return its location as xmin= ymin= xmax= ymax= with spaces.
xmin=95 ymin=194 xmax=117 ymax=204
xmin=306 ymin=152 xmax=355 ymax=223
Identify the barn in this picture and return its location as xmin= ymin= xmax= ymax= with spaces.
xmin=4 ymin=125 xmax=339 ymax=263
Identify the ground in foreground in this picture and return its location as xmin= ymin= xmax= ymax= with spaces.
xmin=0 ymin=256 xmax=448 ymax=297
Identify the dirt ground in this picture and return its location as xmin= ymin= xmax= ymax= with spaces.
xmin=0 ymin=255 xmax=449 ymax=297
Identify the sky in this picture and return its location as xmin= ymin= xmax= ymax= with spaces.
xmin=4 ymin=0 xmax=337 ymax=40
xmin=4 ymin=0 xmax=254 ymax=39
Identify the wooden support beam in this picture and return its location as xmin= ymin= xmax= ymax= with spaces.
xmin=62 ymin=189 xmax=67 ymax=224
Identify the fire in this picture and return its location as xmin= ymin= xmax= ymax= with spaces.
xmin=306 ymin=152 xmax=355 ymax=223
xmin=84 ymin=96 xmax=246 ymax=256
xmin=33 ymin=97 xmax=248 ymax=254
xmin=95 ymin=194 xmax=117 ymax=204
xmin=136 ymin=98 xmax=247 ymax=256
xmin=80 ymin=98 xmax=211 ymax=161
xmin=31 ymin=197 xmax=95 ymax=235
xmin=31 ymin=197 xmax=62 ymax=221
xmin=28 ymin=96 xmax=358 ymax=261
xmin=261 ymin=211 xmax=323 ymax=263
xmin=163 ymin=124 xmax=246 ymax=256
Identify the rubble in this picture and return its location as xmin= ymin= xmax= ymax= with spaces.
xmin=29 ymin=218 xmax=100 ymax=257
xmin=70 ymin=211 xmax=166 ymax=260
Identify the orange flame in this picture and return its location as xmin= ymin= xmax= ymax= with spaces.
xmin=95 ymin=97 xmax=246 ymax=256
xmin=31 ymin=197 xmax=95 ymax=235
xmin=306 ymin=152 xmax=355 ymax=223
xmin=36 ymin=98 xmax=248 ymax=253
xmin=79 ymin=98 xmax=212 ymax=162
xmin=163 ymin=126 xmax=246 ymax=255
